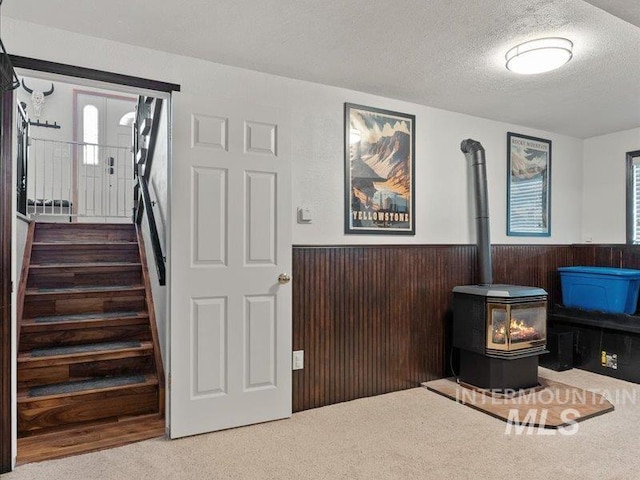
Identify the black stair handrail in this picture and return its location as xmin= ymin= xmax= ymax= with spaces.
xmin=16 ymin=101 xmax=29 ymax=215
xmin=133 ymin=97 xmax=166 ymax=286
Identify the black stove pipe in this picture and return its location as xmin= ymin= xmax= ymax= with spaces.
xmin=460 ymin=139 xmax=493 ymax=285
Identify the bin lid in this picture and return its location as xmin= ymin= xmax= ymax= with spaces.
xmin=558 ymin=266 xmax=640 ymax=277
xmin=453 ymin=284 xmax=547 ymax=297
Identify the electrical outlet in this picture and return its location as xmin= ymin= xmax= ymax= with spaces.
xmin=292 ymin=350 xmax=304 ymax=370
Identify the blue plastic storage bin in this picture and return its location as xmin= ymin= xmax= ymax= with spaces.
xmin=558 ymin=266 xmax=640 ymax=314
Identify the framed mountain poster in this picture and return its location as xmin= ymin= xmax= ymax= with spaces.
xmin=344 ymin=103 xmax=415 ymax=235
xmin=507 ymin=132 xmax=551 ymax=237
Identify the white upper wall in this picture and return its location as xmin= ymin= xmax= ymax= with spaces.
xmin=582 ymin=127 xmax=640 ymax=243
xmin=290 ymin=96 xmax=583 ymax=245
xmin=16 ymin=77 xmax=72 ymax=142
xmin=16 ymin=76 xmax=137 ymax=143
xmin=2 ymin=17 xmax=585 ymax=245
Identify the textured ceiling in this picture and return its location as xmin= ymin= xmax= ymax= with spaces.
xmin=583 ymin=0 xmax=640 ymax=28
xmin=2 ymin=0 xmax=640 ymax=138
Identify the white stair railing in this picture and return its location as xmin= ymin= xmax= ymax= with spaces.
xmin=27 ymin=138 xmax=134 ymax=220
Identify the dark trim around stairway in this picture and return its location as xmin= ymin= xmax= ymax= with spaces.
xmin=1 ymin=89 xmax=14 ymax=473
xmin=9 ymin=55 xmax=181 ymax=93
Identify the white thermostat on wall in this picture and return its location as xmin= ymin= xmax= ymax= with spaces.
xmin=298 ymin=206 xmax=313 ymax=223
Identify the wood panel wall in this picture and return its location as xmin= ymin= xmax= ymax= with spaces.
xmin=291 ymin=244 xmax=575 ymax=412
xmin=572 ymin=244 xmax=640 ymax=269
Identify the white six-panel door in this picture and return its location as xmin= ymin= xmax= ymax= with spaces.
xmin=170 ymin=94 xmax=292 ymax=438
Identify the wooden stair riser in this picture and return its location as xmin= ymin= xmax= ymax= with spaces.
xmin=31 ymin=244 xmax=139 ymax=265
xmin=34 ymin=224 xmax=137 ymax=243
xmin=19 ymin=323 xmax=151 ymax=352
xmin=18 ymin=356 xmax=156 ymax=389
xmin=27 ymin=265 xmax=142 ymax=289
xmin=16 ymin=415 xmax=165 ymax=464
xmin=23 ymin=291 xmax=146 ymax=318
xmin=18 ymin=384 xmax=159 ymax=433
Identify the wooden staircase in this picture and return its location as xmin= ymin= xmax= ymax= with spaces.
xmin=16 ymin=222 xmax=165 ymax=464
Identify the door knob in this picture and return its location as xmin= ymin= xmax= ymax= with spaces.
xmin=278 ymin=273 xmax=291 ymax=284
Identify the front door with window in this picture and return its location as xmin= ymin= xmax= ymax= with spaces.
xmin=170 ymin=96 xmax=292 ymax=438
xmin=75 ymin=92 xmax=136 ymax=221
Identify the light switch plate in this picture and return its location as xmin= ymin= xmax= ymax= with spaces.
xmin=298 ymin=207 xmax=312 ymax=223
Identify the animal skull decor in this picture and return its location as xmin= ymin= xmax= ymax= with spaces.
xmin=21 ymin=80 xmax=55 ymax=119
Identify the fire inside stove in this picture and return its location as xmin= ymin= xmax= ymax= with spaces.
xmin=487 ymin=300 xmax=546 ymax=353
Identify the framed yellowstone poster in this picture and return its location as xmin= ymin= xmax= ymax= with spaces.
xmin=344 ymin=103 xmax=415 ymax=235
xmin=507 ymin=132 xmax=551 ymax=237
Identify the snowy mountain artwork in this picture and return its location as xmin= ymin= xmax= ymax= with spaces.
xmin=344 ymin=103 xmax=415 ymax=235
xmin=507 ymin=132 xmax=551 ymax=237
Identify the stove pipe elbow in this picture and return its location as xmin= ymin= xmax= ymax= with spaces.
xmin=461 ymin=139 xmax=493 ymax=286
xmin=460 ymin=139 xmax=485 ymax=156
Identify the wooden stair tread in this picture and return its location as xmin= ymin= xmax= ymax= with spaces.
xmin=18 ymin=373 xmax=158 ymax=402
xmin=22 ymin=311 xmax=149 ymax=330
xmin=26 ymin=285 xmax=144 ymax=295
xmin=23 ymin=374 xmax=153 ymax=399
xmin=19 ymin=340 xmax=154 ymax=364
xmin=24 ymin=286 xmax=146 ymax=304
xmin=28 ymin=339 xmax=144 ymax=356
xmin=33 ymin=242 xmax=137 ymax=247
xmin=36 ymin=223 xmax=135 ymax=229
xmin=17 ymin=414 xmax=164 ymax=465
xmin=32 ymin=241 xmax=138 ymax=246
xmin=30 ymin=262 xmax=142 ymax=269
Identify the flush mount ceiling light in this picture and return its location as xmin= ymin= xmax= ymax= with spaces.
xmin=505 ymin=37 xmax=573 ymax=74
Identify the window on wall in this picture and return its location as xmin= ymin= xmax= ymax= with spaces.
xmin=626 ymin=150 xmax=640 ymax=244
xmin=83 ymin=104 xmax=99 ymax=165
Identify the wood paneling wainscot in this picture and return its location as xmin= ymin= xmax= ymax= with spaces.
xmin=292 ymin=244 xmax=575 ymax=412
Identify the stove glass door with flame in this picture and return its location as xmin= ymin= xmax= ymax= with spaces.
xmin=487 ymin=301 xmax=547 ymax=352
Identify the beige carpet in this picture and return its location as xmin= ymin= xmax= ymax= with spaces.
xmin=4 ymin=368 xmax=640 ymax=480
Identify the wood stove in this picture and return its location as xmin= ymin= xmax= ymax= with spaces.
xmin=453 ymin=140 xmax=548 ymax=391
xmin=453 ymin=285 xmax=547 ymax=390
